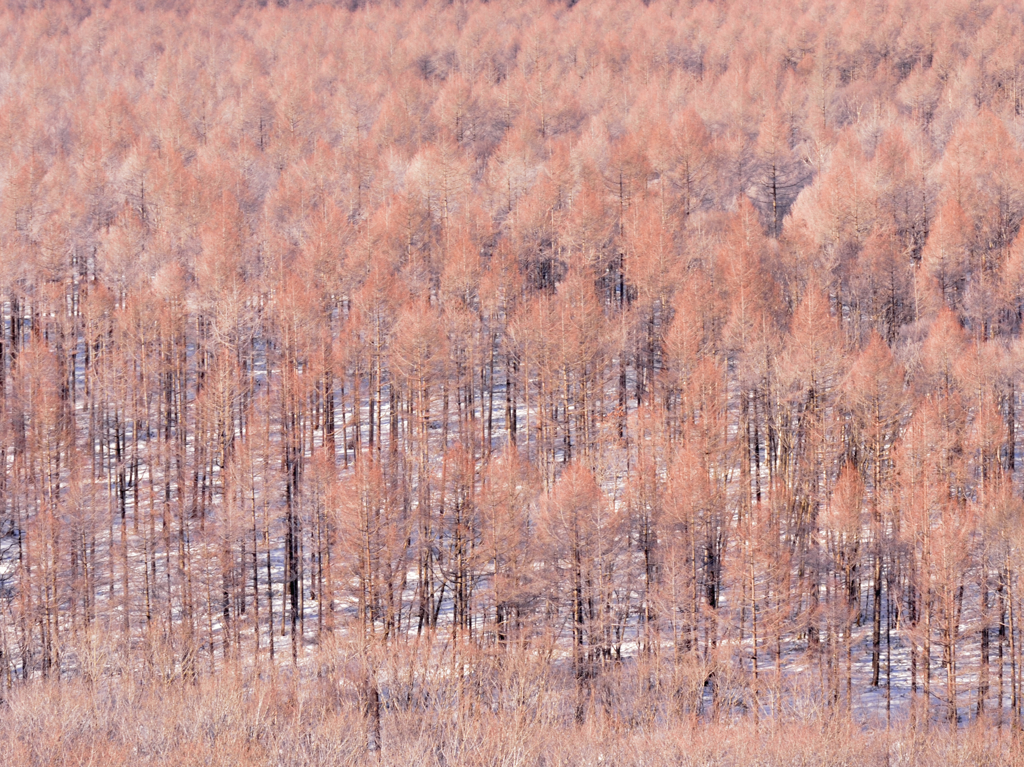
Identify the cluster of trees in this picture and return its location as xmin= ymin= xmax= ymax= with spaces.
xmin=5 ymin=0 xmax=1024 ymax=749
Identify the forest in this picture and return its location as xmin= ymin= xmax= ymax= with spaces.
xmin=2 ymin=0 xmax=1024 ymax=763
